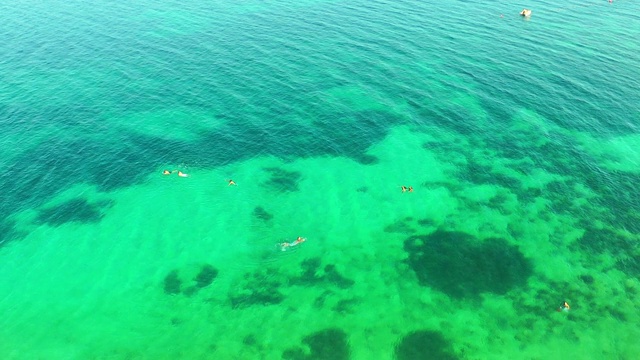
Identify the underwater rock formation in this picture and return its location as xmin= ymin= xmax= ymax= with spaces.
xmin=36 ymin=198 xmax=112 ymax=226
xmin=262 ymin=167 xmax=302 ymax=192
xmin=404 ymin=230 xmax=532 ymax=298
xmin=163 ymin=270 xmax=182 ymax=295
xmin=0 ymin=219 xmax=25 ymax=248
xmin=163 ymin=264 xmax=219 ymax=296
xmin=323 ymin=264 xmax=355 ymax=289
xmin=195 ymin=264 xmax=219 ymax=288
xmin=252 ymin=206 xmax=273 ymax=221
xmin=395 ymin=330 xmax=458 ymax=360
xmin=282 ymin=328 xmax=350 ymax=360
xmin=570 ymin=227 xmax=640 ymax=278
xmin=229 ymin=257 xmax=355 ymax=310
xmin=384 ymin=219 xmax=416 ymax=234
xmin=229 ymin=268 xmax=285 ymax=308
xmin=294 ymin=257 xmax=354 ymax=289
xmin=573 ymin=227 xmax=636 ymax=256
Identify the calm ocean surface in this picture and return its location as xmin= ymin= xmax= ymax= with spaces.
xmin=1 ymin=0 xmax=639 ymax=358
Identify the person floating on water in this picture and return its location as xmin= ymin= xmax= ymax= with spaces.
xmin=409 ymin=186 xmax=414 ymax=192
xmin=557 ymin=301 xmax=570 ymax=312
xmin=228 ymin=179 xmax=237 ymax=186
xmin=280 ymin=236 xmax=306 ymax=251
xmin=163 ymin=169 xmax=187 ymax=176
xmin=401 ymin=186 xmax=408 ymax=193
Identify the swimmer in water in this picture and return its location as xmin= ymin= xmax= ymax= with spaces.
xmin=280 ymin=237 xmax=306 ymax=251
xmin=178 ymin=171 xmax=189 ymax=177
xmin=163 ymin=170 xmax=172 ymax=175
xmin=557 ymin=301 xmax=570 ymax=312
xmin=228 ymin=179 xmax=237 ymax=186
xmin=401 ymin=186 xmax=407 ymax=193
xmin=409 ymin=186 xmax=414 ymax=192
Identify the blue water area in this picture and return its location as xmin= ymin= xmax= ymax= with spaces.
xmin=0 ymin=0 xmax=639 ymax=358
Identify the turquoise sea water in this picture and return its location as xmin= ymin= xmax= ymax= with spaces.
xmin=1 ymin=0 xmax=640 ymax=358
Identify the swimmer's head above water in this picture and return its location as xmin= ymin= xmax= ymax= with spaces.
xmin=557 ymin=301 xmax=570 ymax=312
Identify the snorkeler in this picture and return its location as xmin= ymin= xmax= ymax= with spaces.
xmin=228 ymin=179 xmax=237 ymax=186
